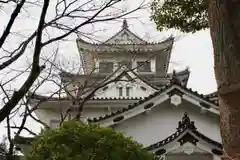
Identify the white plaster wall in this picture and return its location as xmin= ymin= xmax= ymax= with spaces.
xmin=34 ymin=105 xmax=112 ymax=126
xmin=34 ymin=109 xmax=62 ymax=126
xmin=113 ymin=100 xmax=221 ymax=147
xmin=72 ymin=108 xmax=112 ymax=119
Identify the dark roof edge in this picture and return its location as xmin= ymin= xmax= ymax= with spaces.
xmin=205 ymin=91 xmax=218 ymax=98
xmin=59 ymin=67 xmax=188 ymax=82
xmin=26 ymin=92 xmax=143 ymax=102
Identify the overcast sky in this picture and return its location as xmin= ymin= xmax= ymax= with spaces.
xmin=0 ymin=0 xmax=217 ymax=139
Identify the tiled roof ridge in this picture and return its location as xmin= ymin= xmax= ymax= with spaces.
xmin=205 ymin=91 xmax=218 ymax=98
xmin=26 ymin=92 xmax=143 ymax=101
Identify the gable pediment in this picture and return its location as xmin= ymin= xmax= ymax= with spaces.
xmin=93 ymin=68 xmax=157 ymax=99
xmin=103 ymin=20 xmax=146 ymax=44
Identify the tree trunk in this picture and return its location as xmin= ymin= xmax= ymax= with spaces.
xmin=208 ymin=0 xmax=240 ymax=159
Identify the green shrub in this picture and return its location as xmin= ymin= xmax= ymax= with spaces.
xmin=27 ymin=121 xmax=153 ymax=160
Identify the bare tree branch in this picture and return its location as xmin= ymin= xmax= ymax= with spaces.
xmin=0 ymin=0 xmax=50 ymax=123
xmin=0 ymin=0 xmax=25 ymax=48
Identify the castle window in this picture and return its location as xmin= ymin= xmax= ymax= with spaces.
xmin=137 ymin=61 xmax=151 ymax=72
xmin=118 ymin=61 xmax=132 ymax=69
xmin=126 ymin=87 xmax=132 ymax=97
xmin=99 ymin=62 xmax=113 ymax=73
xmin=117 ymin=87 xmax=123 ymax=97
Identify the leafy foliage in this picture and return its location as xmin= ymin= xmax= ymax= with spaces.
xmin=27 ymin=121 xmax=154 ymax=160
xmin=151 ymin=0 xmax=209 ymax=33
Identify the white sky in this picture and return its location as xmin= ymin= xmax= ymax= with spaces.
xmin=0 ymin=0 xmax=217 ymax=139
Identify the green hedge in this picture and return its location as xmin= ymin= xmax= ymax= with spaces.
xmin=27 ymin=121 xmax=154 ymax=160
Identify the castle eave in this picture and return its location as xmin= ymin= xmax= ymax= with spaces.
xmin=76 ymin=36 xmax=174 ymax=52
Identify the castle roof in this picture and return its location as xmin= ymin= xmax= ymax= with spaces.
xmin=87 ymin=78 xmax=219 ymax=124
xmin=60 ymin=68 xmax=190 ymax=90
xmin=26 ymin=93 xmax=143 ymax=102
xmin=76 ymin=20 xmax=174 ymax=52
xmin=26 ymin=69 xmax=211 ymax=112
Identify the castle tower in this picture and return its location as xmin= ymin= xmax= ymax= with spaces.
xmin=15 ymin=20 xmax=222 ymax=160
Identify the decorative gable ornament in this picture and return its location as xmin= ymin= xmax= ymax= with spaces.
xmin=170 ymin=94 xmax=182 ymax=106
xmin=182 ymin=142 xmax=195 ymax=155
xmin=104 ymin=19 xmax=146 ymax=44
xmin=122 ymin=19 xmax=128 ymax=29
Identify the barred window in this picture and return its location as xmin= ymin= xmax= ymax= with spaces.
xmin=126 ymin=87 xmax=132 ymax=97
xmin=137 ymin=61 xmax=151 ymax=72
xmin=117 ymin=87 xmax=123 ymax=97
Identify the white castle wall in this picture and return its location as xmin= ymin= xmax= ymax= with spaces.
xmin=34 ymin=99 xmax=221 ymax=148
xmin=33 ymin=104 xmax=122 ymax=127
xmin=112 ymin=100 xmax=221 ymax=147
